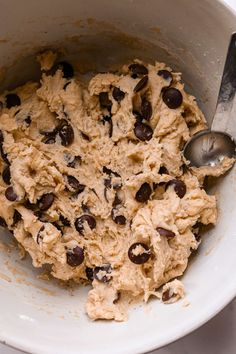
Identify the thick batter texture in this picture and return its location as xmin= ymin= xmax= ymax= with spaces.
xmin=0 ymin=51 xmax=233 ymax=321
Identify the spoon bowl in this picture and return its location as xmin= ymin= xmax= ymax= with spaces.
xmin=183 ymin=130 xmax=236 ymax=167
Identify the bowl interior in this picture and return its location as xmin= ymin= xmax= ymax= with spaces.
xmin=0 ymin=1 xmax=236 ymax=353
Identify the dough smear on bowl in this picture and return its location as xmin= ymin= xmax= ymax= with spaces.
xmin=0 ymin=51 xmax=233 ymax=321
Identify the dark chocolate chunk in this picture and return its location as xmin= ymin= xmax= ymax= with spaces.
xmin=156 ymin=227 xmax=175 ymax=239
xmin=57 ymin=61 xmax=74 ymax=79
xmin=102 ymin=166 xmax=120 ymax=178
xmin=38 ymin=193 xmax=55 ymax=211
xmin=165 ymin=179 xmax=186 ymax=198
xmin=141 ymin=97 xmax=152 ymax=121
xmin=104 ymin=178 xmax=112 ymax=189
xmin=2 ymin=166 xmax=11 ymax=185
xmin=108 ymin=118 xmax=113 ymax=138
xmin=128 ymin=242 xmax=151 ymax=264
xmin=12 ymin=210 xmax=22 ymax=225
xmin=0 ymin=131 xmax=9 ymax=164
xmin=24 ymin=116 xmax=32 ymax=126
xmin=132 ymin=110 xmax=143 ymax=122
xmin=134 ymin=122 xmax=153 ymax=141
xmin=85 ymin=267 xmax=94 ymax=281
xmin=6 ymin=93 xmax=21 ymax=109
xmin=133 ymin=75 xmax=148 ymax=93
xmin=36 ymin=225 xmax=45 ymax=244
xmin=94 ymin=264 xmax=112 ymax=282
xmin=112 ymin=87 xmax=125 ymax=102
xmin=158 ymin=166 xmax=169 ymax=175
xmin=135 ymin=182 xmax=152 ymax=203
xmin=58 ymin=122 xmax=74 ymax=146
xmin=80 ymin=131 xmax=90 ymax=141
xmin=63 ymin=82 xmax=71 ymax=90
xmin=157 ymin=70 xmax=173 ymax=86
xmin=129 ymin=63 xmax=148 ymax=77
xmin=66 ymin=246 xmax=84 ymax=267
xmin=67 ymin=155 xmax=81 ymax=168
xmin=67 ymin=175 xmax=85 ymax=194
xmin=44 ymin=136 xmax=56 ymax=144
xmin=162 ymin=288 xmax=172 ymax=302
xmin=111 ymin=209 xmax=126 ymax=225
xmin=59 ymin=214 xmax=71 ymax=227
xmin=162 ymin=87 xmax=183 ymax=109
xmin=74 ymin=214 xmax=96 ymax=235
xmin=5 ymin=186 xmax=17 ymax=201
xmin=99 ymin=92 xmax=112 ymax=110
xmin=112 ymin=194 xmax=122 ymax=208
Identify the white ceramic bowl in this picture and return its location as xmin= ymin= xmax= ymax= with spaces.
xmin=0 ymin=1 xmax=236 ymax=353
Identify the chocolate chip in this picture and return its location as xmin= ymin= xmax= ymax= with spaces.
xmin=58 ymin=122 xmax=74 ymax=146
xmin=85 ymin=267 xmax=94 ymax=281
xmin=44 ymin=136 xmax=56 ymax=144
xmin=5 ymin=186 xmax=17 ymax=201
xmin=135 ymin=182 xmax=152 ymax=202
xmin=101 ymin=115 xmax=112 ymax=123
xmin=13 ymin=210 xmax=22 ymax=225
xmin=99 ymin=92 xmax=112 ymax=110
xmin=36 ymin=225 xmax=45 ymax=244
xmin=57 ymin=61 xmax=74 ymax=79
xmin=162 ymin=288 xmax=172 ymax=302
xmin=2 ymin=166 xmax=11 ymax=185
xmin=129 ymin=63 xmax=148 ymax=77
xmin=162 ymin=87 xmax=183 ymax=109
xmin=0 ymin=131 xmax=9 ymax=164
xmin=52 ymin=222 xmax=63 ymax=232
xmin=94 ymin=264 xmax=112 ymax=282
xmin=132 ymin=110 xmax=143 ymax=122
xmin=67 ymin=155 xmax=81 ymax=168
xmin=111 ymin=209 xmax=126 ymax=225
xmin=108 ymin=118 xmax=113 ymax=138
xmin=104 ymin=178 xmax=112 ymax=188
xmin=134 ymin=122 xmax=153 ymax=141
xmin=192 ymin=222 xmax=202 ymax=242
xmin=165 ymin=179 xmax=186 ymax=198
xmin=0 ymin=216 xmax=7 ymax=227
xmin=38 ymin=193 xmax=54 ymax=211
xmin=141 ymin=97 xmax=152 ymax=121
xmin=74 ymin=214 xmax=96 ymax=235
xmin=24 ymin=200 xmax=37 ymax=210
xmin=133 ymin=76 xmax=148 ymax=93
xmin=67 ymin=175 xmax=85 ymax=194
xmin=158 ymin=166 xmax=169 ymax=175
xmin=66 ymin=246 xmax=84 ymax=267
xmin=59 ymin=214 xmax=71 ymax=227
xmin=24 ymin=116 xmax=32 ymax=126
xmin=128 ymin=242 xmax=151 ymax=264
xmin=112 ymin=194 xmax=122 ymax=208
xmin=157 ymin=70 xmax=173 ymax=86
xmin=156 ymin=227 xmax=175 ymax=239
xmin=112 ymin=87 xmax=125 ymax=102
xmin=103 ymin=166 xmax=120 ymax=178
xmin=80 ymin=131 xmax=90 ymax=141
xmin=6 ymin=93 xmax=21 ymax=109
xmin=63 ymin=82 xmax=71 ymax=90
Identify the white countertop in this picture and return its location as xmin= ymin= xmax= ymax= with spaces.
xmin=1 ymin=0 xmax=236 ymax=353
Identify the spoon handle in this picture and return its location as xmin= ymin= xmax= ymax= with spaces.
xmin=212 ymin=32 xmax=236 ymax=133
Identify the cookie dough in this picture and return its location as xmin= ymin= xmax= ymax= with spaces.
xmin=0 ymin=52 xmax=233 ymax=321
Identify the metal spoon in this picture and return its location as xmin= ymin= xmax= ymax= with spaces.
xmin=183 ymin=33 xmax=236 ymax=168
